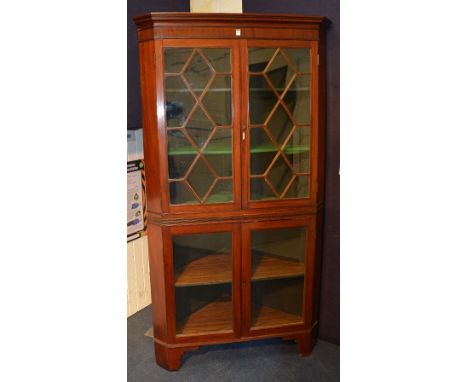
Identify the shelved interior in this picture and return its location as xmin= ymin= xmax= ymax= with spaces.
xmin=251 ymin=276 xmax=304 ymax=329
xmin=173 ymin=231 xmax=232 ymax=286
xmin=250 ymin=226 xmax=306 ymax=329
xmin=175 ymin=284 xmax=233 ymax=335
xmin=173 ymin=231 xmax=234 ymax=335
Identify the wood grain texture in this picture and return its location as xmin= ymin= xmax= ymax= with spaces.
xmin=176 ymin=297 xmax=233 ymax=336
xmin=175 ymin=254 xmax=232 ymax=286
xmin=134 ymin=12 xmax=330 ymax=31
xmin=251 ymin=255 xmax=305 ymax=281
xmin=251 ymin=304 xmax=303 ymax=329
xmin=174 ymin=253 xmax=305 ymax=287
xmin=138 ymin=39 xmax=161 ymax=213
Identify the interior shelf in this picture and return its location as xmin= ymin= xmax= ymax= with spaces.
xmin=175 ymin=254 xmax=232 ymax=286
xmin=168 ymin=145 xmax=232 ymax=156
xmin=175 ymin=254 xmax=304 ymax=287
xmin=165 ymin=88 xmax=309 ymax=92
xmin=168 ymin=145 xmax=309 ymax=156
xmin=251 ymin=304 xmax=303 ymax=329
xmin=176 ymin=296 xmax=233 ymax=336
xmin=251 ymin=255 xmax=305 ymax=281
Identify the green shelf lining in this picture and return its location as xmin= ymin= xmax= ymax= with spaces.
xmin=169 ymin=190 xmax=233 ymax=205
xmin=205 ymin=191 xmax=233 ymax=203
xmin=168 ymin=145 xmax=232 ymax=156
xmin=251 ymin=145 xmax=310 ymax=154
xmin=168 ymin=145 xmax=310 ymax=156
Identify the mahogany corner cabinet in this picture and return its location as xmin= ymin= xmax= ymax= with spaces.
xmin=133 ymin=12 xmax=330 ymax=371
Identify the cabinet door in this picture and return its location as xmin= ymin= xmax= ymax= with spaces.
xmin=241 ymin=40 xmax=318 ymax=209
xmin=241 ymin=218 xmax=315 ymax=336
xmin=159 ymin=40 xmax=241 ymax=212
xmin=165 ymin=223 xmax=241 ymax=342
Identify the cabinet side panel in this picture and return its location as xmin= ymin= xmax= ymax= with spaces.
xmin=138 ymin=39 xmax=162 ymax=213
xmin=316 ymin=34 xmax=327 ymax=204
xmin=147 ymin=224 xmax=169 ymax=341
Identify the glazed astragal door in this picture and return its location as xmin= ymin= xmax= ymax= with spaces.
xmin=242 ymin=40 xmax=317 ymax=208
xmin=160 ymin=40 xmax=241 ymax=212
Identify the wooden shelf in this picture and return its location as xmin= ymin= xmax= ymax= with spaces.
xmin=252 ymin=255 xmax=305 ymax=281
xmin=176 ymin=297 xmax=233 ymax=336
xmin=168 ymin=145 xmax=309 ymax=156
xmin=175 ymin=254 xmax=231 ymax=287
xmin=168 ymin=145 xmax=231 ymax=156
xmin=175 ymin=253 xmax=303 ymax=287
xmin=251 ymin=304 xmax=303 ymax=329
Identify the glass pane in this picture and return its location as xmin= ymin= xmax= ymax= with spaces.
xmin=173 ymin=232 xmax=233 ymax=335
xmin=266 ymin=155 xmax=294 ymax=195
xmin=169 ymin=182 xmax=197 ymax=205
xmin=185 ymin=106 xmax=214 ymax=149
xmin=249 ymin=75 xmax=277 ymax=125
xmin=250 ymin=128 xmax=276 ymax=175
xmin=164 ymin=48 xmax=193 ymax=74
xmin=285 ymin=176 xmax=309 ymax=199
xmin=165 ymin=76 xmax=195 ymax=127
xmin=283 ymin=74 xmax=311 ymax=125
xmin=184 ymin=52 xmax=212 ymax=95
xmin=250 ymin=178 xmax=276 ymax=200
xmin=250 ymin=227 xmax=306 ymax=329
xmin=284 ymin=127 xmax=310 ymax=174
xmin=202 ymin=48 xmax=231 ymax=73
xmin=251 ymin=227 xmax=306 ymax=267
xmin=248 ymin=47 xmax=276 ymax=72
xmin=205 ymin=180 xmax=233 ymax=204
xmin=167 ymin=130 xmax=197 ymax=179
xmin=267 ymin=105 xmax=294 ymax=145
xmin=248 ymin=47 xmax=312 ymax=202
xmin=266 ymin=51 xmax=294 ymax=94
xmin=283 ymin=48 xmax=310 ymax=73
xmin=205 ymin=128 xmax=232 ymax=177
xmin=202 ymin=76 xmax=232 ymax=126
xmin=251 ymin=277 xmax=304 ymax=329
xmin=164 ymin=47 xmax=233 ymax=206
xmin=187 ymin=158 xmax=215 ymax=200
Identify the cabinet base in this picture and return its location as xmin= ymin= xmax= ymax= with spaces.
xmin=155 ymin=343 xmax=199 ymax=371
xmin=154 ymin=328 xmax=317 ymax=371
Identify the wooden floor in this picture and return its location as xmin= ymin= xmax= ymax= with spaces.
xmin=175 ymin=254 xmax=304 ymax=287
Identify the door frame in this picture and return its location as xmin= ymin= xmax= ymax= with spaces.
xmin=241 ymin=216 xmax=316 ymax=337
xmin=163 ymin=221 xmax=242 ymax=344
xmin=240 ymin=39 xmax=319 ymax=210
xmin=156 ymin=39 xmax=242 ymax=214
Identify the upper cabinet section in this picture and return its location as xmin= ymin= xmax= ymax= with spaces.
xmin=134 ymin=13 xmax=329 ymax=215
xmin=134 ymin=13 xmax=330 ymax=42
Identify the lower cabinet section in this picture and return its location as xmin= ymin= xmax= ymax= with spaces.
xmin=149 ymin=216 xmax=318 ymax=370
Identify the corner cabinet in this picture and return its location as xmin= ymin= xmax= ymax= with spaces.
xmin=134 ymin=12 xmax=329 ymax=371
